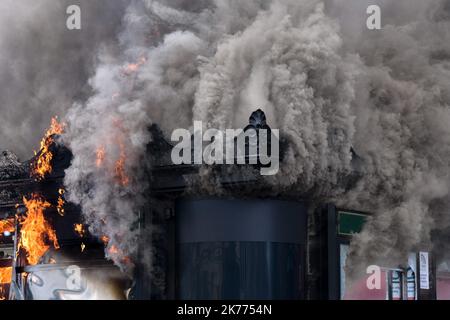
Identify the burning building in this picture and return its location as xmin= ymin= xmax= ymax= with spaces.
xmin=1 ymin=110 xmax=302 ymax=300
xmin=0 ymin=0 xmax=450 ymax=301
xmin=0 ymin=122 xmax=130 ymax=300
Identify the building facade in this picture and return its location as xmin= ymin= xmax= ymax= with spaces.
xmin=0 ymin=111 xmax=446 ymax=300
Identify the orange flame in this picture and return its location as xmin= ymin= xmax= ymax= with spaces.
xmin=103 ymin=237 xmax=133 ymax=267
xmin=0 ymin=219 xmax=14 ymax=235
xmin=121 ymin=256 xmax=132 ymax=266
xmin=96 ymin=146 xmax=106 ymax=168
xmin=0 ymin=289 xmax=7 ymax=300
xmin=97 ymin=138 xmax=130 ymax=187
xmin=74 ymin=223 xmax=85 ymax=237
xmin=101 ymin=235 xmax=110 ymax=245
xmin=19 ymin=194 xmax=60 ymax=265
xmin=0 ymin=267 xmax=12 ymax=300
xmin=57 ymin=188 xmax=65 ymax=216
xmin=32 ymin=117 xmax=65 ymax=180
xmin=114 ymin=142 xmax=129 ymax=186
xmin=0 ymin=267 xmax=12 ymax=284
xmin=106 ymin=244 xmax=132 ymax=266
xmin=108 ymin=245 xmax=119 ymax=255
xmin=123 ymin=57 xmax=147 ymax=75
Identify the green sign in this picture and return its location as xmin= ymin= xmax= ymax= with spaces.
xmin=338 ymin=211 xmax=368 ymax=236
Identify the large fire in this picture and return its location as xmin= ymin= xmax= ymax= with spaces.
xmin=31 ymin=117 xmax=65 ymax=180
xmin=18 ymin=194 xmax=60 ymax=265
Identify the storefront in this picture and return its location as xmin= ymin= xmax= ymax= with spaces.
xmin=319 ymin=204 xmax=437 ymax=300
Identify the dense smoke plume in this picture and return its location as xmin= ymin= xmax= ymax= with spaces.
xmin=0 ymin=0 xmax=449 ymax=279
xmin=0 ymin=0 xmax=128 ymax=159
